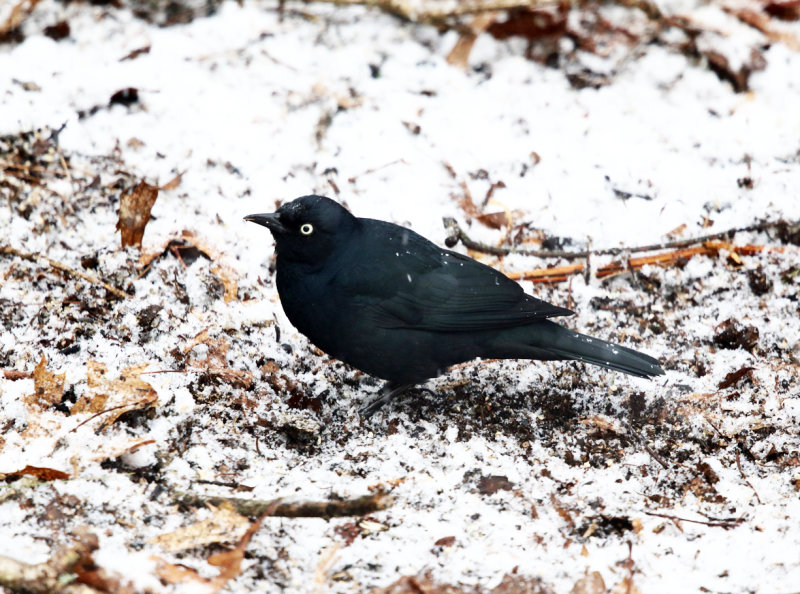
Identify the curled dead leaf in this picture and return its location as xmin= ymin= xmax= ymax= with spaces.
xmin=2 ymin=465 xmax=70 ymax=481
xmin=185 ymin=333 xmax=253 ymax=389
xmin=117 ymin=180 xmax=159 ymax=249
xmin=70 ymin=361 xmax=157 ymax=430
xmin=149 ymin=504 xmax=250 ymax=552
xmin=138 ymin=231 xmax=239 ymax=302
xmin=25 ymin=354 xmax=65 ymax=409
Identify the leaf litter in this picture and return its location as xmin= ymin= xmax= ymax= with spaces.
xmin=1 ymin=1 xmax=800 ymax=592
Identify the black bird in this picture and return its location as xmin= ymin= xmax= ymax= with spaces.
xmin=245 ymin=195 xmax=664 ymax=416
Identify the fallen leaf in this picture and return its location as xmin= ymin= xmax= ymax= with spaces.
xmin=138 ymin=231 xmax=239 ymax=302
xmin=571 ymin=572 xmax=606 ymax=594
xmin=117 ymin=180 xmax=159 ymax=249
xmin=762 ymin=0 xmax=800 ymax=21
xmin=475 ymin=211 xmax=510 ymax=230
xmin=3 ymin=465 xmax=70 ymax=481
xmin=718 ymin=366 xmax=755 ymax=389
xmin=153 ymin=557 xmax=208 ymax=586
xmin=206 ymin=501 xmax=278 ymax=592
xmin=25 ymin=354 xmax=65 ymax=409
xmin=724 ymin=5 xmax=800 ymax=49
xmin=579 ymin=415 xmax=624 ymax=435
xmin=492 ymin=573 xmax=553 ymax=593
xmin=149 ymin=504 xmax=250 ymax=552
xmin=70 ymin=361 xmax=157 ymax=430
xmin=160 ymin=171 xmax=184 ymax=191
xmin=433 ymin=536 xmax=456 ymax=547
xmin=186 ymin=335 xmax=253 ymax=389
xmin=446 ymin=13 xmax=498 ymax=69
xmin=611 ymin=579 xmax=641 ymax=594
xmin=666 ymin=223 xmax=687 ymax=239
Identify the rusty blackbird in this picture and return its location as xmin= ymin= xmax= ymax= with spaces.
xmin=245 ymin=195 xmax=664 ymax=415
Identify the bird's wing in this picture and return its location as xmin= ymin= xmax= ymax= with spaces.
xmin=339 ymin=228 xmax=573 ymax=332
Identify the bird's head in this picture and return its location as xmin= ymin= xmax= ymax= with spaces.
xmin=245 ymin=195 xmax=356 ymax=264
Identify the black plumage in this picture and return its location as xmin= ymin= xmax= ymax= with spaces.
xmin=246 ymin=195 xmax=664 ymax=415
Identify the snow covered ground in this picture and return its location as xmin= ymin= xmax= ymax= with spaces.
xmin=1 ymin=0 xmax=799 ymax=592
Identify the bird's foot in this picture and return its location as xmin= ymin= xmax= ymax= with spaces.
xmin=359 ymin=382 xmax=414 ymax=418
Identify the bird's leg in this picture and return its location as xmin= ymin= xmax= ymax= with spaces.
xmin=359 ymin=382 xmax=414 ymax=417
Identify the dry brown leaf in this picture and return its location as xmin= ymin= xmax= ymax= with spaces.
xmin=570 ymin=572 xmax=606 ymax=594
xmin=371 ymin=572 xmax=464 ymax=594
xmin=70 ymin=361 xmax=157 ymax=429
xmin=206 ymin=501 xmax=278 ymax=592
xmin=118 ymin=180 xmax=159 ymax=249
xmin=611 ymin=579 xmax=641 ymax=594
xmin=579 ymin=415 xmax=625 ymax=435
xmin=0 ymin=0 xmax=42 ymax=36
xmin=491 ymin=573 xmax=553 ymax=593
xmin=446 ymin=12 xmax=498 ymax=69
xmin=159 ymin=171 xmax=184 ymax=191
xmin=25 ymin=354 xmax=65 ymax=409
xmin=2 ymin=465 xmax=70 ymax=481
xmin=211 ymin=262 xmax=239 ymax=303
xmin=155 ymin=501 xmax=279 ymax=589
xmin=138 ymin=231 xmax=239 ymax=302
xmin=149 ymin=504 xmax=250 ymax=552
xmin=666 ymin=223 xmax=687 ymax=239
xmin=152 ymin=556 xmax=209 ymax=586
xmin=183 ymin=327 xmax=212 ymax=354
xmin=186 ymin=335 xmax=253 ymax=389
xmin=724 ymin=4 xmax=800 ymax=49
xmin=182 ymin=231 xmax=239 ymax=302
xmin=372 ymin=570 xmax=548 ymax=594
xmin=3 ymin=369 xmax=33 ymax=380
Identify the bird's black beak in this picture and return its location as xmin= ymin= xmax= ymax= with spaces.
xmin=244 ymin=212 xmax=288 ymax=234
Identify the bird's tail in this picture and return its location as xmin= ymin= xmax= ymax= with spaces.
xmin=495 ymin=321 xmax=665 ymax=378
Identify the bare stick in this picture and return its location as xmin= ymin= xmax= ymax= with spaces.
xmin=0 ymin=528 xmax=101 ymax=593
xmin=735 ymin=450 xmax=762 ymax=505
xmin=177 ymin=491 xmax=393 ymax=519
xmin=643 ymin=511 xmax=744 ymax=530
xmin=304 ymin=0 xmax=557 ymax=24
xmin=443 ymin=217 xmax=792 ymax=260
xmin=624 ymin=422 xmax=669 ymax=470
xmin=0 ymin=245 xmax=129 ymax=299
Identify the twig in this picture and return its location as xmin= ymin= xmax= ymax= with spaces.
xmin=0 ymin=527 xmax=101 ymax=593
xmin=0 ymin=245 xmax=129 ymax=299
xmin=177 ymin=491 xmax=393 ymax=519
xmin=643 ymin=511 xmax=744 ymax=529
xmin=735 ymin=450 xmax=762 ymax=504
xmin=506 ymin=263 xmax=584 ymax=284
xmin=624 ymin=422 xmax=669 ymax=470
xmin=303 ymin=0 xmax=557 ymax=25
xmin=69 ymin=401 xmax=153 ymax=433
xmin=442 ymin=217 xmax=790 ymax=260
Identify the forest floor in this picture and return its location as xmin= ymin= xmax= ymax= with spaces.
xmin=1 ymin=0 xmax=799 ymax=592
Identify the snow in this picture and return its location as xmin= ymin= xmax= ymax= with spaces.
xmin=2 ymin=0 xmax=800 ymax=592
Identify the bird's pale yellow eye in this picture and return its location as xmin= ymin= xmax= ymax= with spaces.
xmin=300 ymin=223 xmax=314 ymax=236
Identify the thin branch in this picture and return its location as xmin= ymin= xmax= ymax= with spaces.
xmin=735 ymin=450 xmax=762 ymax=505
xmin=0 ymin=528 xmax=101 ymax=593
xmin=303 ymin=0 xmax=558 ymax=24
xmin=177 ymin=491 xmax=393 ymax=519
xmin=0 ymin=245 xmax=129 ymax=299
xmin=643 ymin=510 xmax=744 ymax=530
xmin=624 ymin=422 xmax=669 ymax=470
xmin=443 ymin=217 xmax=791 ymax=260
